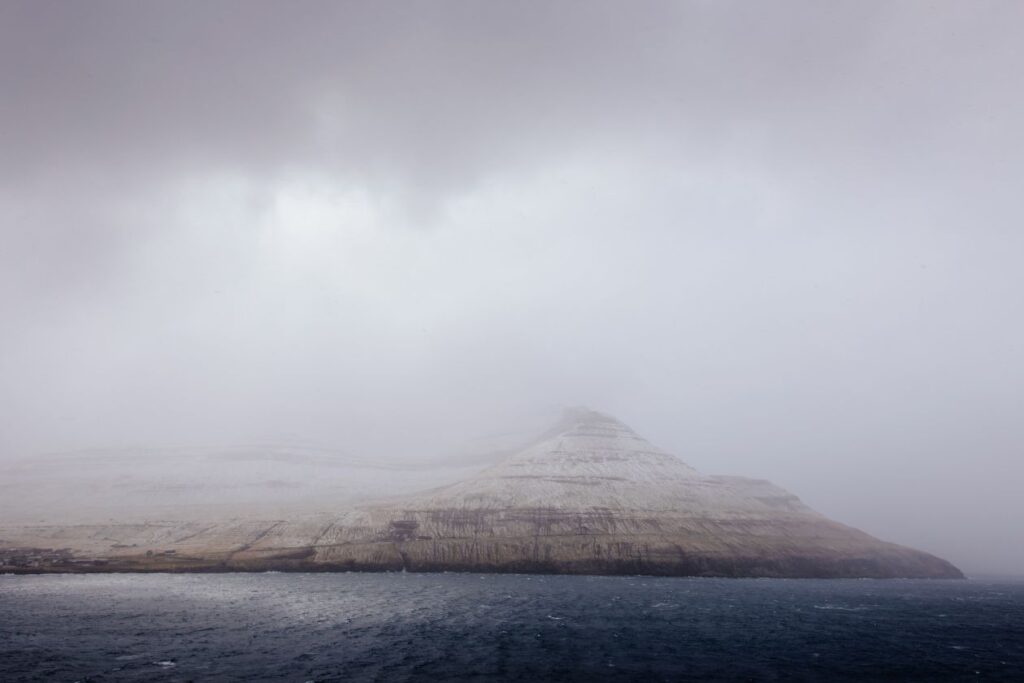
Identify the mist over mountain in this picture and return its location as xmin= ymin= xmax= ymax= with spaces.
xmin=0 ymin=409 xmax=962 ymax=579
xmin=1 ymin=2 xmax=1022 ymax=576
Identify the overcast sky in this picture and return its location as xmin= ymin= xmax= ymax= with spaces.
xmin=2 ymin=1 xmax=1022 ymax=573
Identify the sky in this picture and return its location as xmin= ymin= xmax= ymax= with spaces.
xmin=1 ymin=1 xmax=1022 ymax=573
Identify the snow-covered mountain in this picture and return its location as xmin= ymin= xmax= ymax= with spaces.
xmin=0 ymin=410 xmax=962 ymax=578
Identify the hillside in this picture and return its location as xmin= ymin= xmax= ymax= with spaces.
xmin=0 ymin=410 xmax=962 ymax=578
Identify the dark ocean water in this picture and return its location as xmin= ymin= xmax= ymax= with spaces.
xmin=1 ymin=573 xmax=1022 ymax=682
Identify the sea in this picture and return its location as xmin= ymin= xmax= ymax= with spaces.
xmin=1 ymin=573 xmax=1022 ymax=681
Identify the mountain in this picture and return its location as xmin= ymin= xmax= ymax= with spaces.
xmin=0 ymin=410 xmax=962 ymax=578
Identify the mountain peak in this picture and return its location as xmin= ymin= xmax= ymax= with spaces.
xmin=560 ymin=406 xmax=624 ymax=426
xmin=523 ymin=407 xmax=630 ymax=444
xmin=498 ymin=408 xmax=698 ymax=480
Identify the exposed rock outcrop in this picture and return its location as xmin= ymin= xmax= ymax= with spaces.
xmin=0 ymin=410 xmax=963 ymax=578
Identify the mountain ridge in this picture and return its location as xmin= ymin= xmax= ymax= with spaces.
xmin=0 ymin=409 xmax=963 ymax=578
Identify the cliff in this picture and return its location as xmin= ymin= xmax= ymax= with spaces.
xmin=0 ymin=410 xmax=963 ymax=578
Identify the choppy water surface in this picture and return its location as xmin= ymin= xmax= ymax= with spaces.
xmin=2 ymin=573 xmax=1022 ymax=681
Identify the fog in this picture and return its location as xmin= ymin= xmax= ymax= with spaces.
xmin=1 ymin=1 xmax=1022 ymax=574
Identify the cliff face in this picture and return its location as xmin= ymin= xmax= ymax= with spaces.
xmin=0 ymin=410 xmax=963 ymax=578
